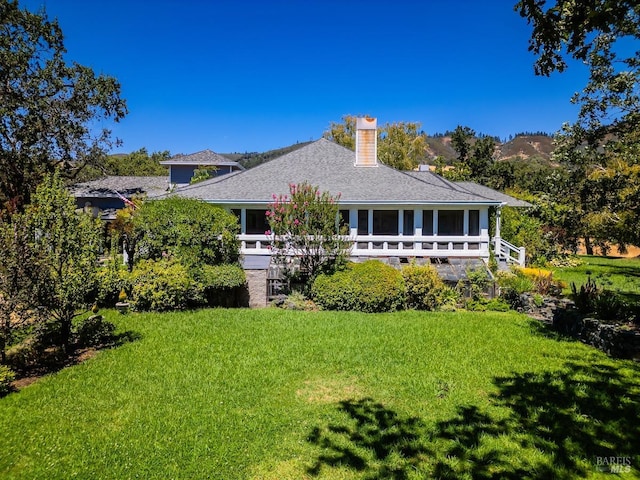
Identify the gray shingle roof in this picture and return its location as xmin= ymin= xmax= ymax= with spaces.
xmin=173 ymin=139 xmax=500 ymax=205
xmin=160 ymin=149 xmax=243 ymax=168
xmin=454 ymin=182 xmax=532 ymax=207
xmin=70 ymin=176 xmax=170 ymax=199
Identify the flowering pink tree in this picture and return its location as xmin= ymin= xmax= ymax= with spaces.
xmin=266 ymin=182 xmax=350 ymax=286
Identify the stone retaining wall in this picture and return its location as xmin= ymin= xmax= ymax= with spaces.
xmin=517 ymin=293 xmax=640 ymax=360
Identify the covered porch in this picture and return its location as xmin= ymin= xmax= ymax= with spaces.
xmin=234 ymin=204 xmax=524 ymax=265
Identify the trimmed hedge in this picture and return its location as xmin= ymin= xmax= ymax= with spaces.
xmin=193 ymin=264 xmax=246 ymax=307
xmin=128 ymin=259 xmax=197 ymax=312
xmin=311 ymin=260 xmax=405 ymax=313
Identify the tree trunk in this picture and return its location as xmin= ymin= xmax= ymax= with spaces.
xmin=584 ymin=237 xmax=594 ymax=255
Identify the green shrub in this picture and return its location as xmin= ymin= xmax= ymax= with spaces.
xmin=402 ymin=263 xmax=449 ymax=311
xmin=0 ymin=365 xmax=15 ymax=395
xmin=465 ymin=298 xmax=511 ymax=312
xmin=192 ymin=264 xmax=246 ymax=307
xmin=272 ymin=292 xmax=318 ymax=311
xmin=570 ymin=277 xmax=599 ymax=315
xmin=194 ymin=264 xmax=246 ymax=290
xmin=128 ymin=259 xmax=198 ymax=311
xmin=594 ymin=291 xmax=630 ymax=321
xmin=75 ymin=315 xmax=116 ymax=347
xmin=459 ymin=268 xmax=493 ymax=301
xmin=96 ymin=260 xmax=130 ymax=307
xmin=311 ymin=260 xmax=405 ymax=313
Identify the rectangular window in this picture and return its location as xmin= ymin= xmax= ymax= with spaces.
xmin=357 ymin=210 xmax=368 ymax=235
xmin=438 ymin=210 xmax=464 ymax=236
xmin=403 ymin=210 xmax=414 ymax=236
xmin=339 ymin=209 xmax=350 ymax=230
xmin=422 ymin=210 xmax=434 ymax=235
xmin=373 ymin=210 xmax=398 ymax=235
xmin=469 ymin=210 xmax=480 ymax=236
xmin=246 ymin=209 xmax=270 ymax=234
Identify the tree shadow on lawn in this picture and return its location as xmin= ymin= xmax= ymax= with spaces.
xmin=307 ymin=361 xmax=640 ymax=478
xmin=6 ymin=329 xmax=142 ymax=395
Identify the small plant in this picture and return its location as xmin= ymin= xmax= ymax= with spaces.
xmin=118 ymin=289 xmax=128 ymax=303
xmin=570 ymin=277 xmax=599 ymax=315
xmin=0 ymin=364 xmax=15 ymax=395
xmin=272 ymin=292 xmax=318 ymax=311
xmin=533 ymin=294 xmax=544 ymax=308
xmin=459 ymin=268 xmax=492 ymax=301
xmin=465 ymin=298 xmax=510 ymax=312
xmin=75 ymin=315 xmax=116 ymax=348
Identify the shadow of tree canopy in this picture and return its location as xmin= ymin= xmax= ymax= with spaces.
xmin=306 ymin=397 xmax=432 ymax=479
xmin=307 ymin=360 xmax=640 ymax=478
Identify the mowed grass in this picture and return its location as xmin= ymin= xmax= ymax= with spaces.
xmin=550 ymin=255 xmax=640 ymax=304
xmin=1 ymin=309 xmax=639 ymax=479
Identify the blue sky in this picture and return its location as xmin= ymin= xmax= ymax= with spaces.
xmin=23 ymin=0 xmax=589 ymax=155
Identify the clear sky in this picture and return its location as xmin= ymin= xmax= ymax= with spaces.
xmin=23 ymin=0 xmax=589 ymax=155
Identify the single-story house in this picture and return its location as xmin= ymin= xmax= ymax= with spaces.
xmin=171 ymin=118 xmax=528 ymax=266
xmin=70 ymin=175 xmax=170 ymax=221
xmin=160 ymin=149 xmax=245 ymax=186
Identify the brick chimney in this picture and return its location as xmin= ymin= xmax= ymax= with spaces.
xmin=355 ymin=117 xmax=377 ymax=167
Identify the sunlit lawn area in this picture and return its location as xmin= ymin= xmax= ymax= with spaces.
xmin=1 ymin=308 xmax=639 ymax=479
xmin=550 ymin=255 xmax=640 ymax=305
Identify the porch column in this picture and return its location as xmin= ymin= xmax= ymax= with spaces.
xmin=368 ymin=209 xmax=373 ymax=235
xmin=398 ymin=209 xmax=404 ymax=236
xmin=494 ymin=207 xmax=502 ymax=256
xmin=349 ymin=209 xmax=358 ymax=237
xmin=240 ymin=208 xmax=247 ymax=234
xmin=463 ymin=210 xmax=469 ymax=235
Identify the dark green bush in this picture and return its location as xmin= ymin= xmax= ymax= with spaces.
xmin=75 ymin=315 xmax=116 ymax=347
xmin=0 ymin=365 xmax=15 ymax=395
xmin=402 ymin=263 xmax=451 ymax=311
xmin=134 ymin=197 xmax=240 ymax=266
xmin=311 ymin=260 xmax=405 ymax=313
xmin=128 ymin=259 xmax=198 ymax=311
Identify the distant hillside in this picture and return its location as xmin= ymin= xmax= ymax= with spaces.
xmin=221 ymin=134 xmax=555 ymax=171
xmin=498 ymin=134 xmax=555 ymax=162
xmin=424 ymin=133 xmax=555 ymax=164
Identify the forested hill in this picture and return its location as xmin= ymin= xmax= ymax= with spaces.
xmin=222 ymin=134 xmax=556 ymax=170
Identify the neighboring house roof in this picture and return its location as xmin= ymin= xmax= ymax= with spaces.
xmin=454 ymin=182 xmax=532 ymax=207
xmin=159 ymin=149 xmax=244 ymax=169
xmin=173 ymin=139 xmax=501 ymax=205
xmin=70 ymin=176 xmax=169 ymax=199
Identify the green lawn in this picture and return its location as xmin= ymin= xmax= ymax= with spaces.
xmin=1 ymin=309 xmax=639 ymax=479
xmin=550 ymin=255 xmax=640 ymax=304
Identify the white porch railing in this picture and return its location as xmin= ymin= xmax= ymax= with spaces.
xmin=239 ymin=234 xmax=491 ymax=258
xmin=494 ymin=238 xmax=526 ymax=266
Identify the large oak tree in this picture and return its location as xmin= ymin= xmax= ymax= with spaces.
xmin=517 ymin=0 xmax=640 ymax=250
xmin=0 ymin=0 xmax=127 ymax=211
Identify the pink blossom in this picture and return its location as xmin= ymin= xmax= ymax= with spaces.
xmin=293 ymin=219 xmax=300 ymax=225
xmin=265 ymin=230 xmax=272 ymax=235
